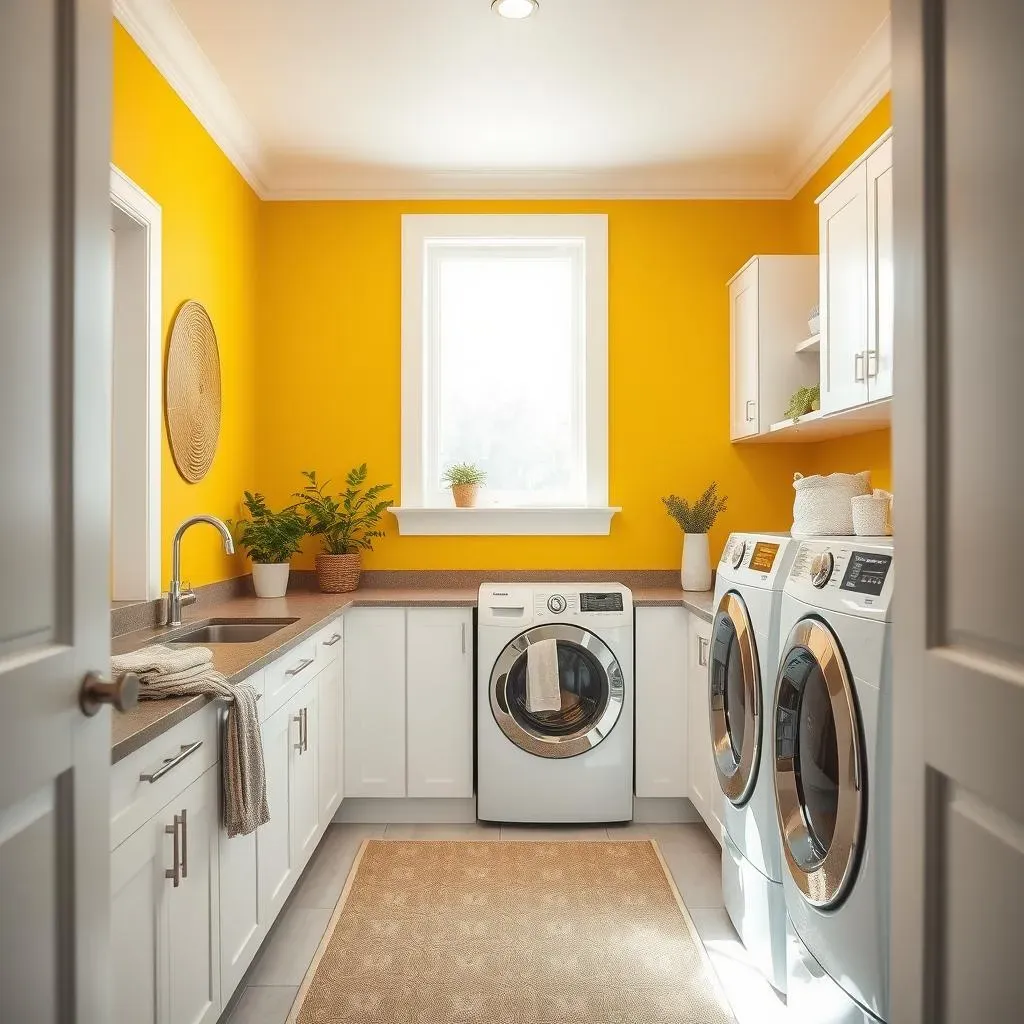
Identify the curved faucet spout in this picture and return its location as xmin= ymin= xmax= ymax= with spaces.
xmin=168 ymin=515 xmax=235 ymax=626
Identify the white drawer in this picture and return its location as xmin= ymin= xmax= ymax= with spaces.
xmin=263 ymin=637 xmax=318 ymax=719
xmin=110 ymin=704 xmax=219 ymax=850
xmin=312 ymin=616 xmax=344 ymax=667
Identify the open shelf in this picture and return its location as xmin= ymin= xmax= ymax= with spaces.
xmin=795 ymin=333 xmax=821 ymax=353
xmin=736 ymin=398 xmax=891 ymax=444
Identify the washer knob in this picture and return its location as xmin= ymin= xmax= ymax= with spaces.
xmin=547 ymin=595 xmax=567 ymax=614
xmin=730 ymin=539 xmax=746 ymax=569
xmin=811 ymin=551 xmax=835 ymax=589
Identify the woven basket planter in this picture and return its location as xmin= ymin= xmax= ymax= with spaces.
xmin=451 ymin=483 xmax=479 ymax=508
xmin=315 ymin=553 xmax=362 ymax=593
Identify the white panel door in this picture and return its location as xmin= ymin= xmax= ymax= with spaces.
xmin=317 ymin=654 xmax=344 ymax=824
xmin=344 ymin=608 xmax=407 ymax=798
xmin=729 ymin=261 xmax=760 ymax=439
xmin=164 ymin=767 xmax=220 ymax=1024
xmin=289 ymin=678 xmax=320 ymax=868
xmin=406 ymin=608 xmax=474 ymax=799
xmin=257 ymin=703 xmax=295 ymax=924
xmin=819 ymin=164 xmax=870 ymax=413
xmin=217 ymin=813 xmax=261 ymax=1003
xmin=634 ymin=607 xmax=689 ymax=799
xmin=688 ymin=616 xmax=721 ymax=842
xmin=866 ymin=136 xmax=894 ymax=402
xmin=0 ymin=1 xmax=113 ymax=1020
xmin=110 ymin=816 xmax=165 ymax=1024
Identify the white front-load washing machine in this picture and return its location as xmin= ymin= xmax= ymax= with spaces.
xmin=773 ymin=538 xmax=894 ymax=1023
xmin=477 ymin=583 xmax=633 ymax=824
xmin=711 ymin=532 xmax=799 ymax=993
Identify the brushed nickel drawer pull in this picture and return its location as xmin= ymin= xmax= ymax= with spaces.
xmin=286 ymin=657 xmax=315 ymax=677
xmin=180 ymin=807 xmax=188 ymax=879
xmin=323 ymin=633 xmax=342 ymax=647
xmin=140 ymin=740 xmax=203 ymax=784
xmin=165 ymin=814 xmax=182 ymax=888
xmin=697 ymin=636 xmax=710 ymax=667
xmin=302 ymin=707 xmax=309 ymax=753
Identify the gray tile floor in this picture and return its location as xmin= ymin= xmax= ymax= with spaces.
xmin=225 ymin=821 xmax=788 ymax=1024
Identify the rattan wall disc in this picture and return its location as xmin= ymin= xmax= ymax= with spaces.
xmin=165 ymin=300 xmax=222 ymax=483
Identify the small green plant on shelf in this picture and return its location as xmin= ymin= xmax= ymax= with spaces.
xmin=784 ymin=384 xmax=821 ymax=423
xmin=662 ymin=483 xmax=729 ymax=534
xmin=441 ymin=463 xmax=487 ymax=487
xmin=292 ymin=465 xmax=392 ymax=555
xmin=229 ymin=491 xmax=306 ymax=565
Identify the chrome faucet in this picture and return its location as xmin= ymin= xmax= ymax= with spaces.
xmin=168 ymin=515 xmax=235 ymax=627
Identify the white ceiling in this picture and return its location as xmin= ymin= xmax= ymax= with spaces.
xmin=117 ymin=0 xmax=891 ymax=198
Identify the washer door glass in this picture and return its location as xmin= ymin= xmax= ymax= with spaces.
xmin=709 ymin=592 xmax=761 ymax=806
xmin=490 ymin=624 xmax=624 ymax=759
xmin=773 ymin=617 xmax=865 ymax=908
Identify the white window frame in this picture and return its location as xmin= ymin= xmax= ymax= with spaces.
xmin=393 ymin=214 xmax=618 ymax=536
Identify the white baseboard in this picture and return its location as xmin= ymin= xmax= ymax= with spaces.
xmin=631 ymin=797 xmax=702 ymax=824
xmin=334 ymin=797 xmax=478 ymax=824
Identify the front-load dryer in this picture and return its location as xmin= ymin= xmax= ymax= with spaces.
xmin=477 ymin=583 xmax=633 ymax=824
xmin=711 ymin=532 xmax=799 ymax=993
xmin=773 ymin=538 xmax=894 ymax=1023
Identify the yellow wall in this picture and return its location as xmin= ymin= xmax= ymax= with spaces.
xmin=112 ymin=23 xmax=259 ymax=587
xmin=257 ymin=200 xmax=812 ymax=569
xmin=797 ymin=96 xmax=894 ymax=489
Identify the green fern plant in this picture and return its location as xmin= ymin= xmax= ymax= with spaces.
xmin=662 ymin=483 xmax=729 ymax=534
xmin=229 ymin=492 xmax=306 ymax=564
xmin=441 ymin=462 xmax=487 ymax=487
xmin=292 ymin=465 xmax=392 ymax=555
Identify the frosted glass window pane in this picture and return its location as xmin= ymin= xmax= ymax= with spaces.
xmin=431 ymin=252 xmax=583 ymax=505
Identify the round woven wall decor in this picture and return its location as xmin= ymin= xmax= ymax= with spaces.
xmin=165 ymin=300 xmax=222 ymax=483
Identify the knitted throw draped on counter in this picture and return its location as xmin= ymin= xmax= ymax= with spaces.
xmin=110 ymin=644 xmax=270 ymax=837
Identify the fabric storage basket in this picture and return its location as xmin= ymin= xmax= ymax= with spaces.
xmin=792 ymin=470 xmax=872 ymax=536
xmin=852 ymin=490 xmax=894 ymax=536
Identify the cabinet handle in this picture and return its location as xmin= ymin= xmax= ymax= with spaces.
xmin=180 ymin=808 xmax=188 ymax=879
xmin=323 ymin=633 xmax=342 ymax=647
xmin=698 ymin=636 xmax=709 ymax=667
xmin=165 ymin=813 xmax=182 ymax=888
xmin=461 ymin=623 xmax=467 ymax=655
xmin=302 ymin=707 xmax=309 ymax=753
xmin=854 ymin=352 xmax=866 ymax=382
xmin=294 ymin=711 xmax=304 ymax=753
xmin=745 ymin=399 xmax=756 ymax=422
xmin=866 ymin=350 xmax=879 ymax=379
xmin=286 ymin=657 xmax=314 ymax=677
xmin=140 ymin=740 xmax=203 ymax=784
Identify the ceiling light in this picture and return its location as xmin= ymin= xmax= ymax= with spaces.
xmin=492 ymin=0 xmax=539 ymax=19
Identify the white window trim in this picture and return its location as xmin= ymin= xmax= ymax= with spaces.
xmin=395 ymin=213 xmax=618 ymax=537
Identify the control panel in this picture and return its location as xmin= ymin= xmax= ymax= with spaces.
xmin=718 ymin=533 xmax=797 ymax=590
xmin=477 ymin=583 xmax=633 ymax=627
xmin=786 ymin=540 xmax=894 ymax=619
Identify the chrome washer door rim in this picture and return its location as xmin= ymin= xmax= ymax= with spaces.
xmin=489 ymin=623 xmax=624 ymax=759
xmin=710 ymin=592 xmax=761 ymax=806
xmin=773 ymin=617 xmax=865 ymax=909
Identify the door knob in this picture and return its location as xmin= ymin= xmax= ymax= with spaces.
xmin=80 ymin=671 xmax=140 ymax=716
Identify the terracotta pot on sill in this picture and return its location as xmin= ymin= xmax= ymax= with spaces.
xmin=451 ymin=484 xmax=480 ymax=508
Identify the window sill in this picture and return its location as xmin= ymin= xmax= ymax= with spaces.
xmin=389 ymin=506 xmax=620 ymax=537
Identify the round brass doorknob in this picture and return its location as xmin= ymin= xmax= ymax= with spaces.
xmin=80 ymin=671 xmax=140 ymax=717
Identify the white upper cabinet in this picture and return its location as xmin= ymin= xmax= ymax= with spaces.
xmin=818 ymin=131 xmax=894 ymax=413
xmin=406 ymin=608 xmax=474 ymax=799
xmin=728 ymin=255 xmax=819 ymax=439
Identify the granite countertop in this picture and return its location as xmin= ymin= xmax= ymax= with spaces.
xmin=111 ymin=584 xmax=714 ymax=763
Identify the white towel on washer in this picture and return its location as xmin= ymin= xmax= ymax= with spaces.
xmin=526 ymin=638 xmax=561 ymax=713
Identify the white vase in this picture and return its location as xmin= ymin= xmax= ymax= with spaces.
xmin=680 ymin=533 xmax=712 ymax=592
xmin=251 ymin=562 xmax=290 ymax=599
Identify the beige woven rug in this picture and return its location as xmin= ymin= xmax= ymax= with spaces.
xmin=288 ymin=839 xmax=736 ymax=1024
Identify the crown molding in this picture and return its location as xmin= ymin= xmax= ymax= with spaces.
xmin=783 ymin=14 xmax=892 ymax=198
xmin=113 ymin=0 xmax=267 ymax=195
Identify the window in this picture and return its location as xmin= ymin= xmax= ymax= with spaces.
xmin=395 ymin=215 xmax=617 ymax=536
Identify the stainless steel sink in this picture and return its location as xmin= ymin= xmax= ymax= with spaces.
xmin=166 ymin=618 xmax=299 ymax=645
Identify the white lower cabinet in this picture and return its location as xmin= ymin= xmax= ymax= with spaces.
xmin=289 ymin=677 xmax=320 ymax=866
xmin=257 ymin=701 xmax=297 ymax=925
xmin=316 ymin=653 xmax=344 ymax=823
xmin=634 ymin=607 xmax=689 ymax=798
xmin=686 ymin=614 xmax=722 ymax=842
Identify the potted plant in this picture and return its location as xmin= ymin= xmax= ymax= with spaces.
xmin=293 ymin=465 xmax=392 ymax=593
xmin=442 ymin=462 xmax=487 ymax=508
xmin=229 ymin=491 xmax=306 ymax=598
xmin=662 ymin=483 xmax=729 ymax=592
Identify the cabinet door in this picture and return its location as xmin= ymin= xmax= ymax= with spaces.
xmin=111 ymin=816 xmax=166 ymax=1024
xmin=687 ymin=615 xmax=721 ymax=843
xmin=165 ymin=767 xmax=221 ymax=1024
xmin=218 ymin=816 xmax=261 ymax=1004
xmin=317 ymin=653 xmax=344 ymax=825
xmin=344 ymin=608 xmax=407 ymax=797
xmin=406 ymin=608 xmax=474 ymax=799
xmin=634 ymin=607 xmax=689 ymax=799
xmin=729 ymin=261 xmax=760 ymax=439
xmin=257 ymin=703 xmax=295 ymax=924
xmin=867 ymin=136 xmax=894 ymax=402
xmin=290 ymin=678 xmax=320 ymax=869
xmin=819 ymin=163 xmax=870 ymax=413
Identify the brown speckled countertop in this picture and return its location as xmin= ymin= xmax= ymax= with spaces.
xmin=111 ymin=584 xmax=713 ymax=763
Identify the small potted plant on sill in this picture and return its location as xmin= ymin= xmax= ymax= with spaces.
xmin=662 ymin=483 xmax=729 ymax=592
xmin=293 ymin=465 xmax=392 ymax=593
xmin=442 ymin=462 xmax=487 ymax=508
xmin=229 ymin=491 xmax=306 ymax=598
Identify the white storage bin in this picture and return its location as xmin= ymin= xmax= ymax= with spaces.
xmin=852 ymin=490 xmax=894 ymax=536
xmin=792 ymin=471 xmax=872 ymax=536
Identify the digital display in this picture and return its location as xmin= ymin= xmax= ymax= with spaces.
xmin=749 ymin=541 xmax=780 ymax=573
xmin=580 ymin=592 xmax=623 ymax=612
xmin=840 ymin=551 xmax=892 ymax=596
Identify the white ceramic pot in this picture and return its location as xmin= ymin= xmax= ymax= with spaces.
xmin=252 ymin=562 xmax=290 ymax=599
xmin=681 ymin=533 xmax=713 ymax=592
